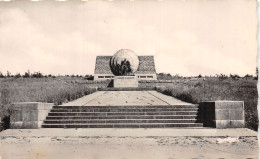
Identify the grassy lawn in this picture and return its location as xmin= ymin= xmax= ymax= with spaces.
xmin=0 ymin=77 xmax=96 ymax=120
xmin=156 ymin=78 xmax=258 ymax=131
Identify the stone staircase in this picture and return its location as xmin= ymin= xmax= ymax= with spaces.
xmin=42 ymin=105 xmax=203 ymax=128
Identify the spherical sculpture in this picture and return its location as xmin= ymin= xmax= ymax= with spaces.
xmin=110 ymin=49 xmax=139 ymax=76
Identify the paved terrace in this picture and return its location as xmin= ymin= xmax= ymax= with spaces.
xmin=61 ymin=91 xmax=192 ymax=106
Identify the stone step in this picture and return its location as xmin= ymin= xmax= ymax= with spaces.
xmin=42 ymin=123 xmax=204 ymax=128
xmin=48 ymin=111 xmax=198 ymax=116
xmin=53 ymin=105 xmax=199 ymax=109
xmin=43 ymin=119 xmax=199 ymax=124
xmin=46 ymin=115 xmax=198 ymax=120
xmin=43 ymin=104 xmax=203 ymax=128
xmin=50 ymin=108 xmax=198 ymax=112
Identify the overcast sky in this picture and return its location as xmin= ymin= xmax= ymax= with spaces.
xmin=0 ymin=0 xmax=257 ymax=76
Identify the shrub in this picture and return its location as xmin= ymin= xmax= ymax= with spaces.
xmin=23 ymin=72 xmax=30 ymax=78
xmin=14 ymin=73 xmax=21 ymax=78
xmin=230 ymin=74 xmax=240 ymax=80
xmin=0 ymin=73 xmax=5 ymax=78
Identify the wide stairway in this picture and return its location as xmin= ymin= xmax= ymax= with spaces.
xmin=42 ymin=105 xmax=203 ymax=128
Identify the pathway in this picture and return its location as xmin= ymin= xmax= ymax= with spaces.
xmin=61 ymin=91 xmax=192 ymax=106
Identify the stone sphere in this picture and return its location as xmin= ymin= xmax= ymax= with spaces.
xmin=110 ymin=49 xmax=139 ymax=76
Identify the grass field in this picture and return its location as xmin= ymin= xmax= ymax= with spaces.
xmin=0 ymin=77 xmax=96 ymax=120
xmin=156 ymin=78 xmax=258 ymax=131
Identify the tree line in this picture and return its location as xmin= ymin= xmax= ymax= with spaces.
xmin=0 ymin=70 xmax=94 ymax=80
xmin=156 ymin=67 xmax=258 ymax=81
xmin=0 ymin=68 xmax=258 ymax=81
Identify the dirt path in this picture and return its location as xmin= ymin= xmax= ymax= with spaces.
xmin=0 ymin=135 xmax=258 ymax=159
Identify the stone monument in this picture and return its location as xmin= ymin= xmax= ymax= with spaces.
xmin=110 ymin=49 xmax=139 ymax=88
xmin=94 ymin=50 xmax=157 ymax=81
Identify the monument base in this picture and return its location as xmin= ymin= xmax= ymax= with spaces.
xmin=200 ymin=101 xmax=245 ymax=128
xmin=10 ymin=102 xmax=54 ymax=129
xmin=113 ymin=76 xmax=138 ymax=88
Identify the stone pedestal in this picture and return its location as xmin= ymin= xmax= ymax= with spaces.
xmin=10 ymin=102 xmax=54 ymax=129
xmin=113 ymin=76 xmax=138 ymax=88
xmin=200 ymin=101 xmax=245 ymax=128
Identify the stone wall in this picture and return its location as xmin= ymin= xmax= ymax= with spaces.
xmin=139 ymin=82 xmax=173 ymax=88
xmin=200 ymin=101 xmax=245 ymax=128
xmin=86 ymin=82 xmax=173 ymax=88
xmin=10 ymin=102 xmax=54 ymax=129
xmin=83 ymin=80 xmax=173 ymax=88
xmin=114 ymin=76 xmax=138 ymax=88
xmin=84 ymin=80 xmax=112 ymax=88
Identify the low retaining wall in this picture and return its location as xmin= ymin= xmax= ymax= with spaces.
xmin=85 ymin=83 xmax=111 ymax=88
xmin=200 ymin=101 xmax=245 ymax=128
xmin=83 ymin=80 xmax=174 ymax=88
xmin=98 ymin=87 xmax=156 ymax=91
xmin=139 ymin=82 xmax=173 ymax=88
xmin=114 ymin=76 xmax=138 ymax=88
xmin=10 ymin=102 xmax=54 ymax=129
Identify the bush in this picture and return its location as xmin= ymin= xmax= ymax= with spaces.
xmin=175 ymin=93 xmax=195 ymax=103
xmin=0 ymin=73 xmax=5 ymax=78
xmin=230 ymin=74 xmax=240 ymax=80
xmin=23 ymin=72 xmax=30 ymax=78
xmin=31 ymin=72 xmax=44 ymax=78
xmin=14 ymin=73 xmax=21 ymax=78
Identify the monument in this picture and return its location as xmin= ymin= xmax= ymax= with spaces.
xmin=94 ymin=49 xmax=157 ymax=81
xmin=110 ymin=49 xmax=139 ymax=87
